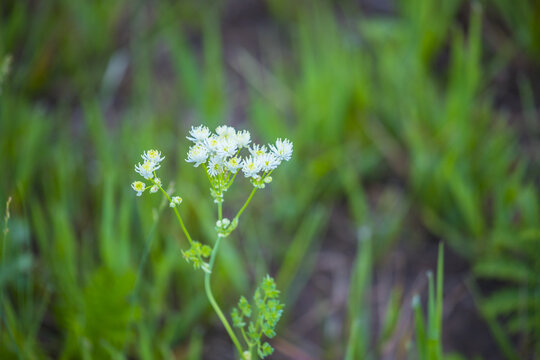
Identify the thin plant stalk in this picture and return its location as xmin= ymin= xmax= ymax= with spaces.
xmin=205 ymin=201 xmax=244 ymax=357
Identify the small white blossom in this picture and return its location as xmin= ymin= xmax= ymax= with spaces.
xmin=264 ymin=176 xmax=273 ymax=183
xmin=216 ymin=218 xmax=230 ymax=228
xmin=135 ymin=160 xmax=160 ymax=179
xmin=186 ymin=144 xmax=209 ymax=167
xmin=259 ymin=152 xmax=280 ymax=172
xmin=131 ymin=181 xmax=146 ymax=196
xmin=216 ymin=138 xmax=238 ymax=159
xmin=170 ymin=196 xmax=183 ymax=207
xmin=153 ymin=177 xmax=162 ymax=186
xmin=242 ymin=156 xmax=262 ymax=178
xmin=249 ymin=144 xmax=267 ymax=157
xmin=150 ymin=185 xmax=159 ymax=193
xmin=204 ymin=135 xmax=220 ymax=154
xmin=142 ymin=149 xmax=165 ymax=164
xmin=270 ymin=138 xmax=293 ymax=161
xmin=207 ymin=156 xmax=224 ymax=177
xmin=216 ymin=125 xmax=236 ymax=139
xmin=187 ymin=125 xmax=211 ymax=143
xmin=235 ymin=130 xmax=251 ymax=148
xmin=226 ymin=156 xmax=242 ymax=173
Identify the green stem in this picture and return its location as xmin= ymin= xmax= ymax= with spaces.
xmin=249 ymin=343 xmax=257 ymax=360
xmin=241 ymin=328 xmax=252 ymax=347
xmin=155 ymin=183 xmax=193 ymax=245
xmin=204 ymin=235 xmax=245 ymax=357
xmin=226 ymin=170 xmax=239 ymax=189
xmin=233 ymin=188 xmax=257 ymax=222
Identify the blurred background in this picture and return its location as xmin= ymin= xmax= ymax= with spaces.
xmin=1 ymin=0 xmax=539 ymax=359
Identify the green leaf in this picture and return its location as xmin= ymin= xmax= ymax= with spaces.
xmin=238 ymin=296 xmax=252 ymax=317
xmin=231 ymin=308 xmax=245 ymax=328
xmin=259 ymin=342 xmax=274 ymax=358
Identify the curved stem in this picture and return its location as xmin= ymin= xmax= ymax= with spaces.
xmin=204 ymin=236 xmax=245 ymax=357
xmin=155 ymin=183 xmax=193 ymax=245
xmin=226 ymin=170 xmax=239 ymax=189
xmin=233 ymin=188 xmax=257 ymax=222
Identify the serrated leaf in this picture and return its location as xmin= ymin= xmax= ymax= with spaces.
xmin=231 ymin=308 xmax=245 ymax=328
xmin=238 ymin=296 xmax=252 ymax=317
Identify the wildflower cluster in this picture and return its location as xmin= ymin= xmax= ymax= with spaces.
xmin=131 ymin=125 xmax=291 ymax=359
xmin=186 ymin=125 xmax=293 ymax=200
xmin=131 ymin=150 xmax=166 ymax=197
xmin=131 ymin=149 xmax=208 ymax=270
xmin=232 ymin=275 xmax=284 ymax=359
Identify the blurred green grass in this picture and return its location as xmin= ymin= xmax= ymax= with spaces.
xmin=1 ymin=0 xmax=539 ymax=359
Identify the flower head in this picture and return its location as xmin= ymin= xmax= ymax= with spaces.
xmin=131 ymin=181 xmax=146 ymax=196
xmin=216 ymin=125 xmax=236 ymax=140
xmin=235 ymin=130 xmax=251 ymax=148
xmin=226 ymin=156 xmax=242 ymax=173
xmin=204 ymin=135 xmax=220 ymax=154
xmin=242 ymin=156 xmax=262 ymax=178
xmin=270 ymin=138 xmax=293 ymax=161
xmin=187 ymin=125 xmax=211 ymax=143
xmin=216 ymin=138 xmax=238 ymax=159
xmin=259 ymin=152 xmax=280 ymax=172
xmin=135 ymin=160 xmax=160 ymax=179
xmin=207 ymin=156 xmax=225 ymax=177
xmin=142 ymin=149 xmax=165 ymax=164
xmin=249 ymin=144 xmax=267 ymax=157
xmin=186 ymin=144 xmax=209 ymax=167
xmin=170 ymin=196 xmax=183 ymax=207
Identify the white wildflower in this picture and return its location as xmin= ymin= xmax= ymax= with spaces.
xmin=187 ymin=125 xmax=211 ymax=143
xmin=142 ymin=149 xmax=165 ymax=164
xmin=226 ymin=156 xmax=242 ymax=173
xmin=216 ymin=125 xmax=236 ymax=139
xmin=241 ymin=156 xmax=262 ymax=178
xmin=135 ymin=160 xmax=160 ymax=179
xmin=131 ymin=181 xmax=146 ymax=196
xmin=186 ymin=144 xmax=209 ymax=167
xmin=259 ymin=152 xmax=280 ymax=172
xmin=207 ymin=156 xmax=224 ymax=177
xmin=204 ymin=135 xmax=220 ymax=154
xmin=270 ymin=138 xmax=293 ymax=161
xmin=249 ymin=144 xmax=267 ymax=157
xmin=216 ymin=138 xmax=238 ymax=159
xmin=153 ymin=177 xmax=162 ymax=186
xmin=150 ymin=185 xmax=159 ymax=193
xmin=235 ymin=130 xmax=251 ymax=148
xmin=170 ymin=196 xmax=183 ymax=207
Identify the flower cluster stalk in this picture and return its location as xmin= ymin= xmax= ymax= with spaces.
xmin=131 ymin=126 xmax=291 ymax=358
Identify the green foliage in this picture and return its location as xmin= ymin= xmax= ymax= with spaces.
xmin=182 ymin=241 xmax=212 ymax=272
xmin=489 ymin=0 xmax=540 ymax=60
xmin=345 ymin=229 xmax=373 ymax=360
xmin=0 ymin=56 xmax=10 ymax=94
xmin=1 ymin=0 xmax=539 ymax=359
xmin=60 ymin=267 xmax=139 ymax=359
xmin=412 ymin=244 xmax=445 ymax=360
xmin=232 ymin=275 xmax=284 ymax=359
xmin=473 ymin=227 xmax=540 ymax=358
